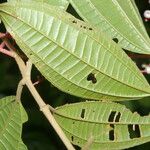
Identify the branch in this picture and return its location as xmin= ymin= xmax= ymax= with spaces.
xmin=0 ymin=32 xmax=6 ymax=38
xmin=22 ymin=60 xmax=75 ymax=150
xmin=0 ymin=41 xmax=15 ymax=57
xmin=0 ymin=47 xmax=15 ymax=57
xmin=16 ymin=79 xmax=25 ymax=101
xmin=2 ymin=38 xmax=75 ymax=150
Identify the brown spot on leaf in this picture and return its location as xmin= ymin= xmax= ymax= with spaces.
xmin=87 ymin=73 xmax=97 ymax=84
xmin=109 ymin=124 xmax=115 ymax=141
xmin=72 ymin=20 xmax=77 ymax=24
xmin=81 ymin=109 xmax=85 ymax=118
xmin=112 ymin=38 xmax=119 ymax=43
xmin=71 ymin=136 xmax=74 ymax=141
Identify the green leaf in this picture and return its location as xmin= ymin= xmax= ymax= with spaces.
xmin=0 ymin=2 xmax=150 ymax=101
xmin=69 ymin=0 xmax=150 ymax=54
xmin=130 ymin=0 xmax=145 ymax=26
xmin=54 ymin=101 xmax=150 ymax=149
xmin=0 ymin=96 xmax=28 ymax=150
xmin=18 ymin=142 xmax=28 ymax=150
xmin=7 ymin=0 xmax=69 ymax=10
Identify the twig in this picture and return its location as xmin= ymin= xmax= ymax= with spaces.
xmin=16 ymin=79 xmax=25 ymax=101
xmin=0 ymin=37 xmax=16 ymax=57
xmin=0 ymin=32 xmax=12 ymax=39
xmin=3 ymin=37 xmax=17 ymax=52
xmin=0 ymin=32 xmax=6 ymax=38
xmin=33 ymin=80 xmax=40 ymax=86
xmin=0 ymin=47 xmax=15 ymax=58
xmin=3 ymin=39 xmax=75 ymax=149
xmin=17 ymin=57 xmax=75 ymax=150
xmin=0 ymin=41 xmax=5 ymax=48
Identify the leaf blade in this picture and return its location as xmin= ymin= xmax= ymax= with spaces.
xmin=0 ymin=2 xmax=150 ymax=100
xmin=7 ymin=0 xmax=69 ymax=10
xmin=69 ymin=0 xmax=150 ymax=54
xmin=0 ymin=96 xmax=28 ymax=150
xmin=54 ymin=101 xmax=150 ymax=149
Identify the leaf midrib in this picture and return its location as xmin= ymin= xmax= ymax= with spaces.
xmin=17 ymin=9 xmax=150 ymax=92
xmin=1 ymin=6 xmax=150 ymax=96
xmin=2 ymin=16 xmax=133 ymax=99
xmin=1 ymin=3 xmax=148 ymax=86
xmin=54 ymin=111 xmax=150 ymax=125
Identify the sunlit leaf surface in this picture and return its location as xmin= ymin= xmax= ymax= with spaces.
xmin=0 ymin=2 xmax=150 ymax=101
xmin=54 ymin=101 xmax=150 ymax=149
xmin=0 ymin=96 xmax=28 ymax=150
xmin=69 ymin=0 xmax=150 ymax=54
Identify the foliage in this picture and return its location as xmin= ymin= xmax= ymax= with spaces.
xmin=0 ymin=96 xmax=28 ymax=150
xmin=69 ymin=0 xmax=150 ymax=54
xmin=0 ymin=0 xmax=150 ymax=150
xmin=54 ymin=101 xmax=150 ymax=149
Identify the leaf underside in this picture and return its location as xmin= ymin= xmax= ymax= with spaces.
xmin=69 ymin=0 xmax=150 ymax=54
xmin=54 ymin=101 xmax=150 ymax=150
xmin=0 ymin=2 xmax=150 ymax=101
xmin=0 ymin=96 xmax=28 ymax=150
xmin=7 ymin=0 xmax=69 ymax=10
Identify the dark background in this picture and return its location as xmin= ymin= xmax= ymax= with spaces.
xmin=0 ymin=0 xmax=150 ymax=149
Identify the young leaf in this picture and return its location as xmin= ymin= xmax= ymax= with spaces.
xmin=0 ymin=2 xmax=150 ymax=101
xmin=0 ymin=96 xmax=28 ymax=150
xmin=54 ymin=101 xmax=150 ymax=149
xmin=69 ymin=0 xmax=150 ymax=54
xmin=7 ymin=0 xmax=69 ymax=10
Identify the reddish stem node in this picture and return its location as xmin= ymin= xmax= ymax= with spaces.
xmin=0 ymin=33 xmax=6 ymax=39
xmin=141 ymin=70 xmax=147 ymax=74
xmin=0 ymin=32 xmax=12 ymax=39
xmin=5 ymin=32 xmax=12 ymax=39
xmin=0 ymin=47 xmax=15 ymax=58
xmin=0 ymin=42 xmax=6 ymax=48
